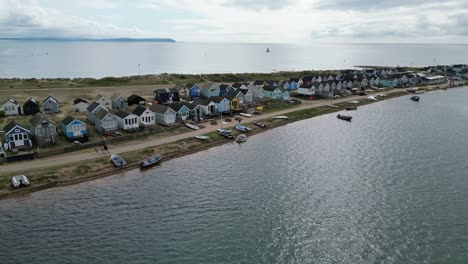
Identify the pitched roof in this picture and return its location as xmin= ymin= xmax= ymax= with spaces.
xmin=127 ymin=94 xmax=145 ymax=101
xmin=132 ymin=105 xmax=148 ymax=116
xmin=238 ymin=88 xmax=250 ymax=95
xmin=111 ymin=94 xmax=127 ymax=101
xmin=94 ymin=94 xmax=109 ymax=101
xmin=243 ymin=82 xmax=250 ymax=86
xmin=154 ymin=87 xmax=178 ymax=94
xmin=114 ymin=110 xmax=131 ymax=119
xmin=173 ymin=84 xmax=186 ymax=90
xmin=263 ymin=85 xmax=280 ymax=92
xmin=168 ymin=103 xmax=190 ymax=112
xmin=73 ymin=98 xmax=88 ymax=104
xmin=43 ymin=96 xmax=59 ymax=104
xmin=2 ymin=98 xmax=18 ymax=105
xmin=94 ymin=108 xmax=111 ymax=120
xmin=289 ymin=77 xmax=300 ymax=82
xmin=181 ymin=102 xmax=197 ymax=110
xmin=225 ymin=89 xmax=240 ymax=98
xmin=219 ymin=84 xmax=231 ymax=89
xmin=149 ymin=104 xmax=172 ymax=114
xmin=24 ymin=98 xmax=40 ymax=106
xmin=210 ymin=96 xmax=227 ymax=103
xmin=193 ymin=98 xmax=211 ymax=106
xmin=299 ymin=83 xmax=314 ymax=88
xmin=253 ymin=80 xmax=265 ymax=86
xmin=61 ymin=116 xmax=83 ymax=126
xmin=232 ymin=82 xmax=244 ymax=88
xmin=30 ymin=112 xmax=54 ymax=127
xmin=200 ymin=82 xmax=218 ymax=91
xmin=4 ymin=121 xmax=29 ymax=134
xmin=87 ymin=102 xmax=102 ymax=112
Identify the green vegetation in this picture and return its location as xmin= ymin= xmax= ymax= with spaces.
xmin=0 ymin=70 xmax=343 ymax=89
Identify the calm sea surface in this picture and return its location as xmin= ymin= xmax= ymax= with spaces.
xmin=1 ymin=41 xmax=468 ymax=78
xmin=1 ymin=88 xmax=468 ymax=263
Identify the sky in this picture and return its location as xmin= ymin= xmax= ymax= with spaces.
xmin=0 ymin=0 xmax=468 ymax=43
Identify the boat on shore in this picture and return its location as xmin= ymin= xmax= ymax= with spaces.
xmin=273 ymin=116 xmax=288 ymax=120
xmin=411 ymin=96 xmax=420 ymax=102
xmin=140 ymin=154 xmax=162 ymax=169
xmin=235 ymin=125 xmax=252 ymax=132
xmin=240 ymin=113 xmax=252 ymax=118
xmin=222 ymin=132 xmax=234 ymax=139
xmin=185 ymin=123 xmax=200 ymax=130
xmin=217 ymin=128 xmax=232 ymax=134
xmin=236 ymin=134 xmax=247 ymax=143
xmin=194 ymin=135 xmax=209 ymax=140
xmin=253 ymin=120 xmax=268 ymax=128
xmin=110 ymin=154 xmax=127 ymax=168
xmin=346 ymin=106 xmax=357 ymax=111
xmin=337 ymin=114 xmax=352 ymax=121
xmin=11 ymin=175 xmax=30 ymax=189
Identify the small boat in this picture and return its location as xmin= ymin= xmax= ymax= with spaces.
xmin=407 ymin=88 xmax=417 ymax=93
xmin=240 ymin=113 xmax=252 ymax=118
xmin=185 ymin=123 xmax=200 ymax=130
xmin=346 ymin=106 xmax=357 ymax=111
xmin=367 ymin=96 xmax=378 ymax=101
xmin=222 ymin=133 xmax=234 ymax=139
xmin=273 ymin=116 xmax=288 ymax=120
xmin=337 ymin=114 xmax=352 ymax=121
xmin=217 ymin=128 xmax=232 ymax=134
xmin=415 ymin=90 xmax=425 ymax=94
xmin=140 ymin=154 xmax=162 ymax=169
xmin=410 ymin=96 xmax=420 ymax=102
xmin=194 ymin=135 xmax=209 ymax=140
xmin=253 ymin=120 xmax=268 ymax=128
xmin=110 ymin=154 xmax=127 ymax=168
xmin=11 ymin=175 xmax=30 ymax=189
xmin=235 ymin=125 xmax=252 ymax=132
xmin=236 ymin=134 xmax=247 ymax=143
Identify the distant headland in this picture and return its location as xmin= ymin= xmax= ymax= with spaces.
xmin=0 ymin=37 xmax=177 ymax=42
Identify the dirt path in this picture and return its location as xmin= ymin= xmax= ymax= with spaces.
xmin=0 ymin=89 xmax=407 ymax=175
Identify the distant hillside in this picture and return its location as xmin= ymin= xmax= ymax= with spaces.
xmin=0 ymin=37 xmax=177 ymax=42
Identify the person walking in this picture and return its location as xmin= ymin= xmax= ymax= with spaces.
xmin=104 ymin=145 xmax=109 ymax=154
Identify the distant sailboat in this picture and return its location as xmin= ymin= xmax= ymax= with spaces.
xmin=266 ymin=48 xmax=270 ymax=53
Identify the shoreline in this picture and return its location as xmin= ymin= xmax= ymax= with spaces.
xmin=0 ymin=87 xmax=443 ymax=200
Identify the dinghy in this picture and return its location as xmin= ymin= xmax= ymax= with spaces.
xmin=185 ymin=123 xmax=200 ymax=130
xmin=240 ymin=113 xmax=252 ymax=118
xmin=194 ymin=135 xmax=210 ymax=140
xmin=110 ymin=154 xmax=127 ymax=168
xmin=140 ymin=154 xmax=162 ymax=169
xmin=236 ymin=134 xmax=247 ymax=143
xmin=235 ymin=125 xmax=252 ymax=132
xmin=273 ymin=116 xmax=288 ymax=120
xmin=337 ymin=114 xmax=352 ymax=121
xmin=11 ymin=175 xmax=30 ymax=188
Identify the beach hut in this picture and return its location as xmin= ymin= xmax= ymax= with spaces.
xmin=1 ymin=98 xmax=20 ymax=116
xmin=239 ymin=88 xmax=254 ymax=104
xmin=132 ymin=105 xmax=156 ymax=127
xmin=297 ymin=83 xmax=316 ymax=96
xmin=232 ymin=82 xmax=247 ymax=90
xmin=127 ymin=94 xmax=146 ymax=106
xmin=42 ymin=96 xmax=60 ymax=114
xmin=154 ymin=88 xmax=180 ymax=104
xmin=225 ymin=95 xmax=241 ymax=111
xmin=115 ymin=110 xmax=140 ymax=131
xmin=149 ymin=104 xmax=177 ymax=126
xmin=93 ymin=109 xmax=119 ymax=135
xmin=86 ymin=102 xmax=108 ymax=125
xmin=73 ymin=98 xmax=89 ymax=113
xmin=23 ymin=98 xmax=41 ymax=115
xmin=187 ymin=83 xmax=201 ymax=100
xmin=94 ymin=95 xmax=112 ymax=109
xmin=200 ymin=82 xmax=220 ymax=98
xmin=173 ymin=84 xmax=190 ymax=100
xmin=111 ymin=94 xmax=128 ymax=110
xmin=193 ymin=98 xmax=217 ymax=117
xmin=225 ymin=89 xmax=245 ymax=105
xmin=211 ymin=96 xmax=230 ymax=113
xmin=30 ymin=113 xmax=58 ymax=147
xmin=182 ymin=102 xmax=205 ymax=120
xmin=60 ymin=116 xmax=88 ymax=141
xmin=219 ymin=84 xmax=232 ymax=96
xmin=263 ymin=86 xmax=283 ymax=100
xmin=168 ymin=103 xmax=191 ymax=121
xmin=2 ymin=121 xmax=32 ymax=151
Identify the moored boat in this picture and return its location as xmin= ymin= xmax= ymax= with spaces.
xmin=221 ymin=132 xmax=234 ymax=139
xmin=11 ymin=175 xmax=30 ymax=188
xmin=240 ymin=113 xmax=252 ymax=117
xmin=410 ymin=96 xmax=420 ymax=102
xmin=346 ymin=106 xmax=357 ymax=111
xmin=253 ymin=120 xmax=268 ymax=128
xmin=110 ymin=154 xmax=127 ymax=168
xmin=337 ymin=114 xmax=352 ymax=121
xmin=273 ymin=116 xmax=288 ymax=120
xmin=235 ymin=125 xmax=252 ymax=132
xmin=194 ymin=135 xmax=209 ymax=140
xmin=217 ymin=128 xmax=232 ymax=134
xmin=236 ymin=134 xmax=247 ymax=143
xmin=140 ymin=154 xmax=162 ymax=169
xmin=185 ymin=123 xmax=200 ymax=130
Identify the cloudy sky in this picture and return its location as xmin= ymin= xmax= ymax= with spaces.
xmin=1 ymin=0 xmax=468 ymax=43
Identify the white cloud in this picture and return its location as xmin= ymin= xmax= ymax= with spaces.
xmin=79 ymin=0 xmax=121 ymax=9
